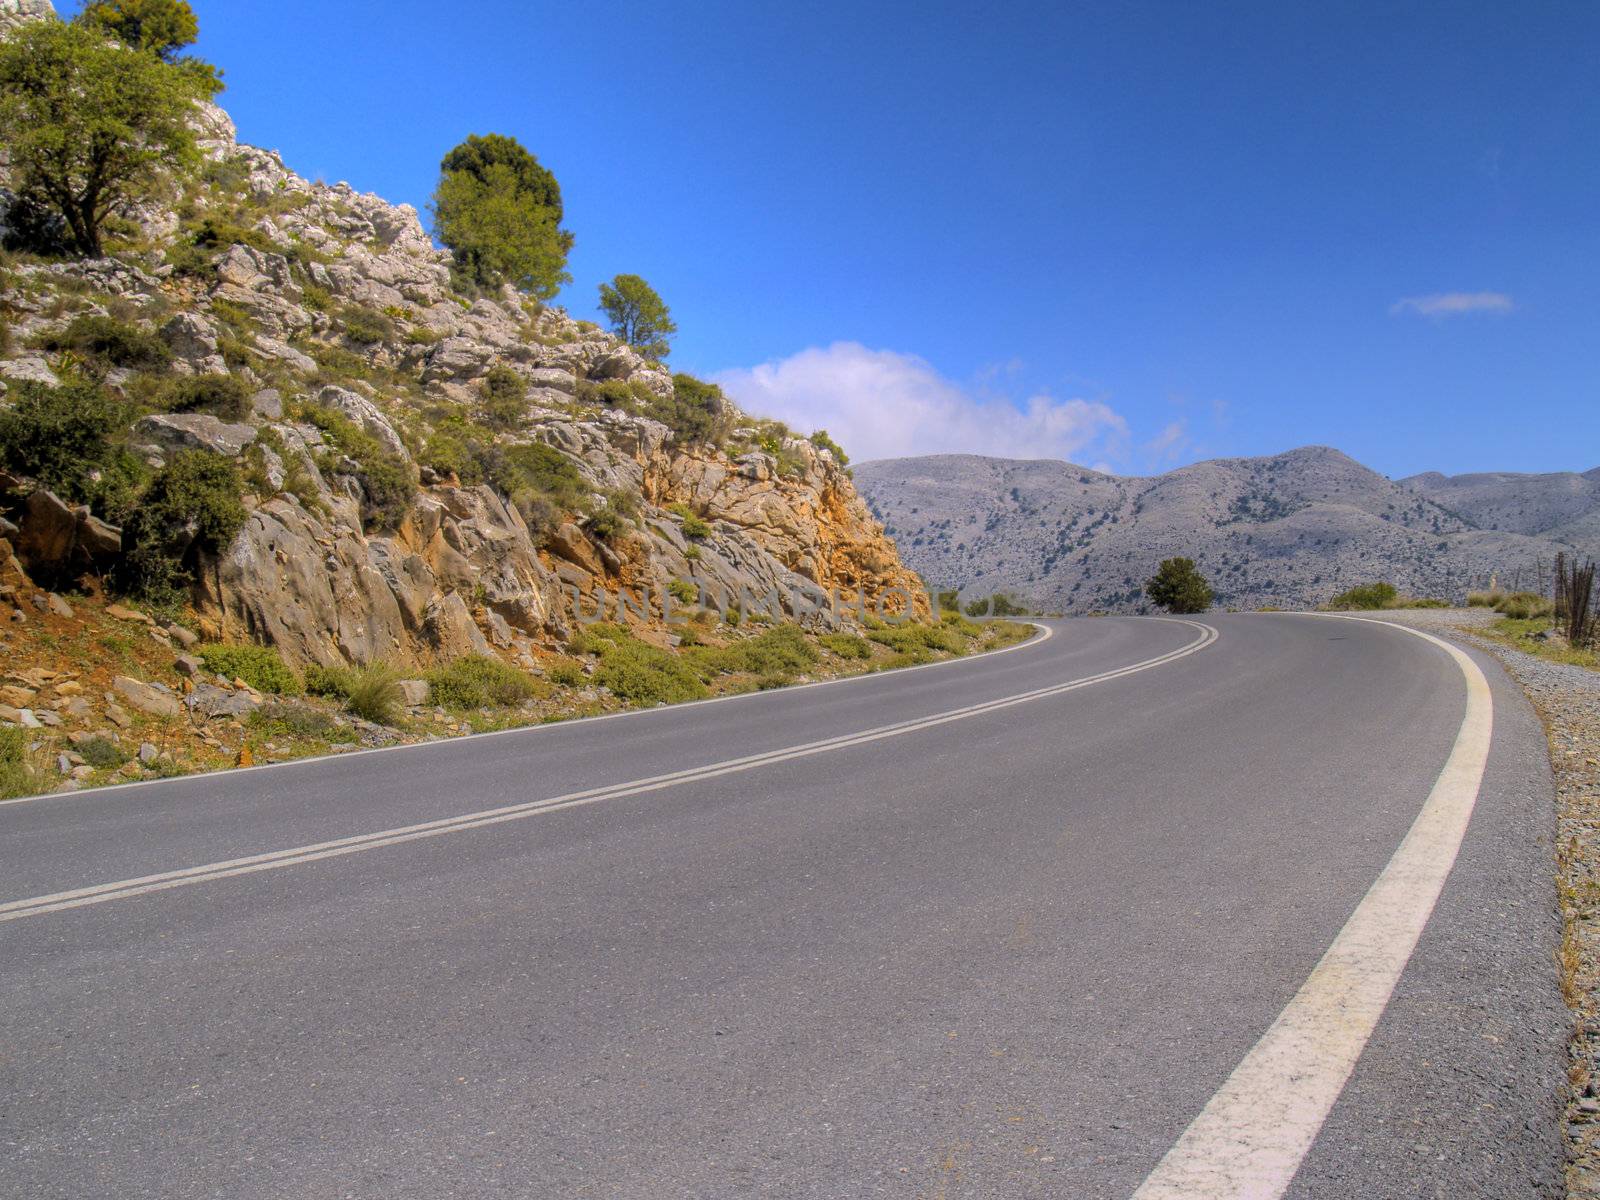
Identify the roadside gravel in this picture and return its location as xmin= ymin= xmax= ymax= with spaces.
xmin=1376 ymin=607 xmax=1600 ymax=1197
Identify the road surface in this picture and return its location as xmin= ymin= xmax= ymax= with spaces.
xmin=0 ymin=615 xmax=1567 ymax=1198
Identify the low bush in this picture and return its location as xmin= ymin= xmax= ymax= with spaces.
xmin=667 ymin=579 xmax=699 ymax=605
xmin=546 ymin=657 xmax=587 ymax=687
xmin=646 ymin=374 xmax=734 ymax=446
xmin=0 ymin=727 xmax=36 ymax=801
xmin=867 ymin=622 xmax=967 ymax=659
xmin=161 ymin=374 xmax=252 ymax=420
xmin=41 ymin=314 xmax=172 ymax=370
xmin=595 ymin=637 xmax=708 ymax=705
xmin=1466 ymin=590 xmax=1503 ymax=608
xmin=1494 ymin=591 xmax=1554 ymax=620
xmin=426 ymin=655 xmax=541 ymax=709
xmin=1326 ymin=582 xmax=1399 ymax=611
xmin=808 ymin=429 xmax=848 ymax=466
xmin=343 ymin=664 xmax=406 ymax=724
xmin=689 ymin=624 xmax=818 ymax=679
xmin=586 ymin=491 xmax=637 ymax=542
xmin=819 ymin=632 xmax=873 ymax=660
xmin=480 ymin=365 xmax=528 ymax=429
xmin=340 ymin=306 xmax=395 ymax=347
xmin=667 ymin=503 xmax=711 ymax=539
xmin=197 ymin=643 xmax=303 ymax=695
xmin=77 ymin=735 xmax=130 ymax=769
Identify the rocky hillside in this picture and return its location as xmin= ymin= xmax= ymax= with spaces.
xmin=856 ymin=448 xmax=1599 ymax=612
xmin=1401 ymin=467 xmax=1600 ymax=548
xmin=0 ymin=3 xmax=925 ymax=675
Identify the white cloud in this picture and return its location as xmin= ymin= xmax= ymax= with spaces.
xmin=1145 ymin=420 xmax=1190 ymax=464
xmin=714 ymin=342 xmax=1128 ymax=464
xmin=1389 ymin=291 xmax=1514 ymax=318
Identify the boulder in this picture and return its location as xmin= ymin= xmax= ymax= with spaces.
xmin=398 ymin=679 xmax=429 ymax=707
xmin=160 ymin=312 xmax=227 ymax=375
xmin=527 ymin=367 xmax=577 ymax=395
xmin=315 ymin=386 xmax=409 ymax=461
xmin=134 ymin=413 xmax=256 ymax=457
xmin=112 ymin=676 xmax=182 ymax=718
xmin=187 ymin=683 xmax=261 ymax=719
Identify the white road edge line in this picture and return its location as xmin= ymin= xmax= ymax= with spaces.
xmin=0 ymin=621 xmax=1218 ymax=922
xmin=1131 ymin=613 xmax=1494 ymax=1200
xmin=0 ymin=619 xmax=1062 ymax=811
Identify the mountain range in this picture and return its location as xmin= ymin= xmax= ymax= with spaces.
xmin=855 ymin=448 xmax=1600 ymax=612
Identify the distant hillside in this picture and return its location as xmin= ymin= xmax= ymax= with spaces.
xmin=855 ymin=448 xmax=1599 ymax=612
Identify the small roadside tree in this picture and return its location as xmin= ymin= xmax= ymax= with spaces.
xmin=1144 ymin=557 xmax=1213 ymax=614
xmin=77 ymin=0 xmax=199 ymax=61
xmin=431 ymin=133 xmax=572 ymax=297
xmin=0 ymin=17 xmax=221 ymax=257
xmin=597 ymin=273 xmax=677 ymax=359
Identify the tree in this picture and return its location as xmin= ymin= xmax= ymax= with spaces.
xmin=597 ymin=273 xmax=677 ymax=359
xmin=431 ymin=133 xmax=572 ymax=297
xmin=78 ymin=0 xmax=199 ymax=61
xmin=1144 ymin=557 xmax=1214 ymax=614
xmin=0 ymin=18 xmax=220 ymax=257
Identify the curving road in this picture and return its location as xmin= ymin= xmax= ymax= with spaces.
xmin=0 ymin=615 xmax=1567 ymax=1198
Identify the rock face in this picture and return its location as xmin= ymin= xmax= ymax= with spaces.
xmin=0 ymin=0 xmax=53 ymax=35
xmin=0 ymin=74 xmax=924 ymax=667
xmin=856 ymin=448 xmax=1600 ymax=612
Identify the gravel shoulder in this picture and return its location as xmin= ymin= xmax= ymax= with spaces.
xmin=1375 ymin=607 xmax=1600 ymax=1197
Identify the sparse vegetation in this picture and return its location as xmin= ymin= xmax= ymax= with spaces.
xmin=1327 ymin=581 xmax=1398 ymax=611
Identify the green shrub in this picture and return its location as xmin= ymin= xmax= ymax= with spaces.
xmin=667 ymin=503 xmax=712 ymax=539
xmin=867 ymin=622 xmax=966 ymax=659
xmin=198 ymin=642 xmax=303 ymax=694
xmin=586 ymin=491 xmax=637 ymax=541
xmin=480 ymin=365 xmax=527 ymax=429
xmin=695 ymin=624 xmax=818 ymax=678
xmin=117 ymin=451 xmax=247 ymax=600
xmin=0 ymin=379 xmax=145 ymax=512
xmin=593 ymin=637 xmax=708 ymax=705
xmin=644 ymin=375 xmax=733 ymax=446
xmin=160 ymin=373 xmax=252 ymax=420
xmin=1327 ymin=582 xmax=1399 ymax=611
xmin=667 ymin=579 xmax=698 ymax=605
xmin=426 ymin=654 xmax=540 ymax=709
xmin=1144 ymin=557 xmax=1214 ymax=614
xmin=483 ymin=441 xmax=588 ymax=511
xmin=1494 ymin=591 xmax=1554 ymax=620
xmin=77 ymin=735 xmax=129 ymax=769
xmin=343 ymin=664 xmax=406 ymax=724
xmin=41 ymin=314 xmax=173 ymax=369
xmin=819 ymin=632 xmax=873 ymax=660
xmin=1466 ymin=590 xmax=1503 ymax=608
xmin=547 ymin=657 xmax=586 ymax=687
xmin=340 ymin=305 xmax=395 ymax=347
xmin=303 ymin=663 xmax=363 ymax=701
xmin=0 ymin=726 xmax=37 ymax=800
xmin=808 ymin=429 xmax=848 ymax=466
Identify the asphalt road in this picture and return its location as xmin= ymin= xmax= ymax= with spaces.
xmin=0 ymin=615 xmax=1568 ymax=1198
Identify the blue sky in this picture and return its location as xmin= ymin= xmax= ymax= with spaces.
xmin=73 ymin=1 xmax=1600 ymax=476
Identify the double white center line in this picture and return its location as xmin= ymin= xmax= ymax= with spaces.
xmin=0 ymin=620 xmax=1216 ymax=923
